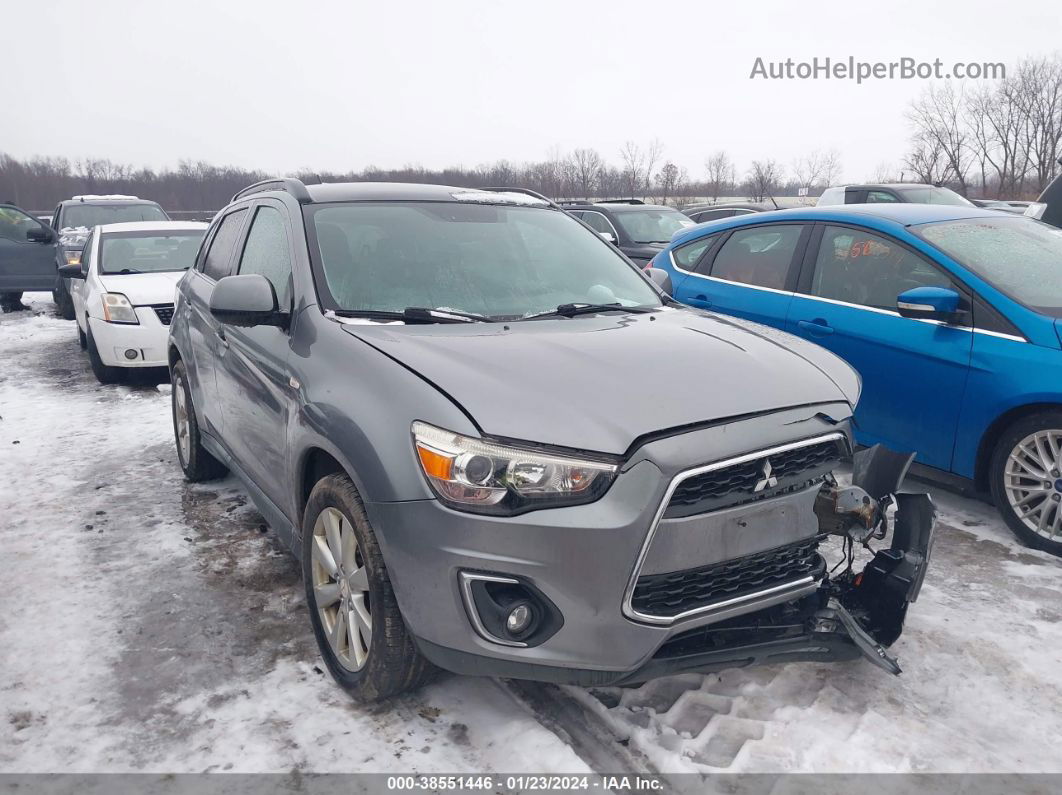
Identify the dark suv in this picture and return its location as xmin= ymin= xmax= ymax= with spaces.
xmin=168 ymin=178 xmax=934 ymax=700
xmin=50 ymin=195 xmax=170 ymax=318
xmin=560 ymin=200 xmax=695 ymax=266
xmin=1026 ymin=171 xmax=1062 ymax=229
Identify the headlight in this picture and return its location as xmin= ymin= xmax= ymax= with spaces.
xmin=63 ymin=250 xmax=82 ymax=266
xmin=412 ymin=422 xmax=618 ymax=515
xmin=101 ymin=293 xmax=139 ymax=324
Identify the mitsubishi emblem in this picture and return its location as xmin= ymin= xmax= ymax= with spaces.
xmin=753 ymin=459 xmax=778 ymax=492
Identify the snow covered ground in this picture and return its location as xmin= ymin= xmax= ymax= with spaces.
xmin=2 ymin=293 xmax=1061 ymax=775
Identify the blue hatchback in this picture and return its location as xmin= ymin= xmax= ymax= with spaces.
xmin=651 ymin=204 xmax=1062 ymax=555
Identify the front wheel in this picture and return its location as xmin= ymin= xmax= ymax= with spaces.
xmin=0 ymin=291 xmax=26 ymax=312
xmin=54 ymin=280 xmax=75 ymax=320
xmin=990 ymin=412 xmax=1062 ymax=557
xmin=86 ymin=325 xmax=123 ymax=384
xmin=302 ymin=474 xmax=434 ymax=701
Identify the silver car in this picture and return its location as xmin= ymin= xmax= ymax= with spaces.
xmin=167 ymin=179 xmax=935 ymax=700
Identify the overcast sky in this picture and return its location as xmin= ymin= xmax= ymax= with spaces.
xmin=3 ymin=0 xmax=1060 ymax=182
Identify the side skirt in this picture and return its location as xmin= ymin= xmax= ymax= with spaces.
xmin=200 ymin=431 xmax=301 ymax=558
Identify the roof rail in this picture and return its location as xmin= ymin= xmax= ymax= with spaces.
xmin=482 ymin=186 xmax=564 ymax=211
xmin=596 ymin=198 xmax=645 ymax=205
xmin=231 ymin=177 xmax=312 ymax=204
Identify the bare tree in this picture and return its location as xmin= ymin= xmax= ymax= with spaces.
xmin=569 ymin=148 xmax=604 ymax=200
xmin=1013 ymin=56 xmax=1062 ymax=192
xmin=746 ymin=159 xmax=782 ymax=202
xmin=704 ymin=151 xmax=735 ymax=202
xmin=792 ymin=149 xmax=842 ymax=196
xmin=904 ymin=139 xmax=951 ymax=185
xmin=643 ymin=139 xmax=663 ymax=200
xmin=907 ymin=82 xmax=972 ymax=193
xmin=619 ymin=142 xmax=645 ymax=199
xmin=870 ymin=161 xmax=901 ymax=183
xmin=656 ymin=161 xmax=681 ymax=206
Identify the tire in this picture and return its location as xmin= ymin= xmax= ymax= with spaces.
xmin=989 ymin=410 xmax=1062 ymax=557
xmin=85 ymin=325 xmax=123 ymax=384
xmin=302 ymin=473 xmax=434 ymax=701
xmin=170 ymin=359 xmax=227 ymax=481
xmin=77 ymin=322 xmax=87 ymax=350
xmin=55 ymin=281 xmax=75 ymax=320
xmin=1 ymin=291 xmax=25 ymax=311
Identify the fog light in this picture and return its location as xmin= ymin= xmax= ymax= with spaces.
xmin=124 ymin=349 xmax=138 ymax=360
xmin=506 ymin=603 xmax=533 ymax=635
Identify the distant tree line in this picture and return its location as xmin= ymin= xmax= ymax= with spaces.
xmin=3 ymin=53 xmax=1060 ymax=212
xmin=902 ymin=54 xmax=1062 ymax=198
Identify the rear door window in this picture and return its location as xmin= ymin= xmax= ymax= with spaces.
xmin=866 ymin=190 xmax=900 ymax=203
xmin=709 ymin=225 xmax=803 ymax=289
xmin=201 ymin=209 xmax=248 ymax=281
xmin=580 ymin=211 xmax=618 ymax=238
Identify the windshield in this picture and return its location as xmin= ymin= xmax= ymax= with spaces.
xmin=61 ymin=203 xmax=168 ymax=230
xmin=915 ymin=217 xmax=1062 ymax=317
xmin=610 ymin=207 xmax=695 ymax=243
xmin=307 ymin=202 xmax=662 ymax=319
xmin=100 ymin=231 xmax=205 ymax=274
xmin=897 ymin=187 xmax=973 ymax=207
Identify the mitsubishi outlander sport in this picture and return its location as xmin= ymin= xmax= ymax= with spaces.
xmin=168 ymin=179 xmax=935 ymax=700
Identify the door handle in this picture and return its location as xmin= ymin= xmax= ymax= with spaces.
xmin=215 ymin=327 xmax=229 ymax=348
xmin=687 ymin=294 xmax=712 ymax=308
xmin=797 ymin=319 xmax=834 ymax=336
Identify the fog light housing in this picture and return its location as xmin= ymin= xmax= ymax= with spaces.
xmin=506 ymin=603 xmax=533 ymax=635
xmin=459 ymin=572 xmax=562 ymax=647
xmin=124 ymin=349 xmax=139 ymax=360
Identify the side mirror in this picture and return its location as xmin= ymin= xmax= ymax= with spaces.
xmin=57 ymin=264 xmax=85 ymax=279
xmin=210 ymin=274 xmax=284 ymax=328
xmin=896 ymin=286 xmax=964 ymax=324
xmin=645 ymin=267 xmax=672 ymax=296
xmin=599 ymin=231 xmax=617 ymax=245
xmin=27 ymin=227 xmax=53 ymax=243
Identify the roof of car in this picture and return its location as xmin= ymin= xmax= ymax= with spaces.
xmin=59 ymin=195 xmax=159 ymax=205
xmin=96 ymin=221 xmax=208 ymax=233
xmin=671 ymin=203 xmax=1006 ymax=246
xmin=832 ymin=183 xmax=938 ymax=191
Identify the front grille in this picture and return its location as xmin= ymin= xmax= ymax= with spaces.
xmin=152 ymin=305 xmax=175 ymax=325
xmin=666 ymin=437 xmax=843 ymax=518
xmin=630 ymin=538 xmax=824 ymax=619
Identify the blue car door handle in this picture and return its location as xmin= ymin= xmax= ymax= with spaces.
xmin=687 ymin=294 xmax=712 ymax=308
xmin=797 ymin=319 xmax=834 ymax=336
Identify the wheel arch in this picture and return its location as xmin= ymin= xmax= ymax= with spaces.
xmin=297 ymin=446 xmax=359 ymax=529
xmin=975 ymin=402 xmax=1062 ymax=491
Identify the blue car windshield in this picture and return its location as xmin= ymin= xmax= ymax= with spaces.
xmin=305 ymin=202 xmax=662 ymax=319
xmin=915 ymin=216 xmax=1062 ymax=317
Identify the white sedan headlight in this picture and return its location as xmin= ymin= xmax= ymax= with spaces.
xmin=412 ymin=422 xmax=618 ymax=515
xmin=101 ymin=293 xmax=139 ymax=325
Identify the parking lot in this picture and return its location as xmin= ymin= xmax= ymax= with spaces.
xmin=2 ymin=293 xmax=1061 ymax=775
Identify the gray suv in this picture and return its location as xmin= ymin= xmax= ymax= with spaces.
xmin=168 ymin=178 xmax=935 ymax=700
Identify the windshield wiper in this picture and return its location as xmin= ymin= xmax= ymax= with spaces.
xmin=329 ymin=307 xmax=490 ymax=324
xmin=523 ymin=302 xmax=656 ymax=320
xmin=108 ymin=268 xmax=142 ymax=274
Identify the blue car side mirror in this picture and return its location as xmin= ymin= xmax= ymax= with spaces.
xmin=896 ymin=286 xmax=965 ymax=324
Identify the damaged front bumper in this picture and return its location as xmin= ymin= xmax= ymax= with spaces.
xmin=623 ymin=444 xmax=936 ymax=683
xmin=412 ymin=443 xmax=936 ymax=686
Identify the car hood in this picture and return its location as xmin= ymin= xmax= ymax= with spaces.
xmin=342 ymin=307 xmax=859 ymax=455
xmin=98 ymin=271 xmax=185 ymax=306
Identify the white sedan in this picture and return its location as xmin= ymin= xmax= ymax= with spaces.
xmin=64 ymin=221 xmax=207 ymax=383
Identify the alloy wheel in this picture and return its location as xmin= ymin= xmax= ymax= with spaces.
xmin=1003 ymin=429 xmax=1062 ymax=541
xmin=311 ymin=507 xmax=372 ymax=671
